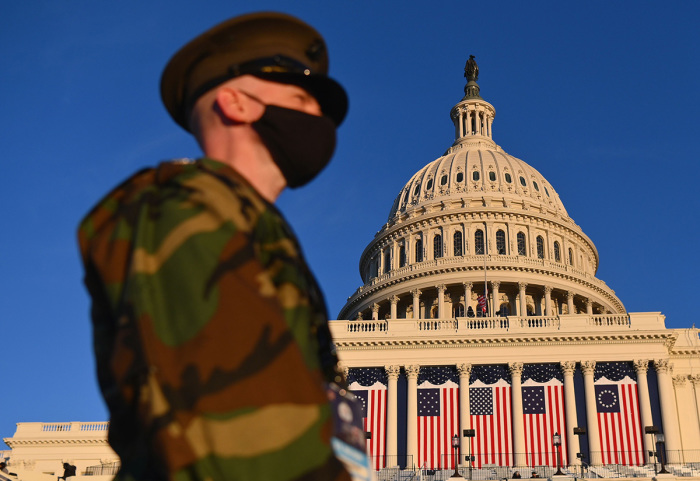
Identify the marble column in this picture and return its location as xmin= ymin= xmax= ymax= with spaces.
xmin=406 ymin=365 xmax=420 ymax=468
xmin=509 ymin=362 xmax=526 ymax=466
xmin=690 ymin=375 xmax=700 ymax=447
xmin=372 ymin=303 xmax=379 ymax=320
xmin=561 ymin=361 xmax=580 ymax=465
xmin=673 ymin=374 xmax=700 ymax=458
xmin=385 ymin=365 xmax=401 ymax=463
xmin=389 ymin=295 xmax=399 ymax=320
xmin=518 ymin=282 xmax=528 ymax=316
xmin=654 ymin=359 xmax=681 ymax=455
xmin=633 ymin=359 xmax=654 ymax=463
xmin=458 ymin=363 xmax=472 ymax=465
xmin=437 ymin=284 xmax=446 ymax=319
xmin=463 ymin=282 xmax=473 ymax=315
xmin=567 ymin=292 xmax=575 ymax=315
xmin=586 ymin=299 xmax=593 ymax=315
xmin=581 ymin=360 xmax=602 ymax=465
xmin=411 ymin=289 xmax=422 ymax=320
xmin=491 ymin=281 xmax=500 ymax=316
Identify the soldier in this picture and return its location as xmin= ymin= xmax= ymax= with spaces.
xmin=78 ymin=12 xmax=351 ymax=481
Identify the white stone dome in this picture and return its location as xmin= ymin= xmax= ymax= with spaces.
xmin=338 ymin=58 xmax=624 ymax=321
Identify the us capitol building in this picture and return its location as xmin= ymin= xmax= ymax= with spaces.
xmin=3 ymin=58 xmax=700 ymax=480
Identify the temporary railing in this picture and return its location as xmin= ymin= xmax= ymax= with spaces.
xmin=85 ymin=462 xmax=120 ymax=476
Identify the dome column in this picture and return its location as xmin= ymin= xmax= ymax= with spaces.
xmin=411 ymin=289 xmax=422 ymax=319
xmin=633 ymin=359 xmax=655 ymax=463
xmin=385 ymin=365 xmax=401 ymax=462
xmin=437 ymin=284 xmax=446 ymax=318
xmin=518 ymin=282 xmax=528 ymax=317
xmin=491 ymin=281 xmax=500 ymax=316
xmin=372 ymin=303 xmax=379 ymax=320
xmin=567 ymin=292 xmax=575 ymax=315
xmin=654 ymin=360 xmax=681 ymax=459
xmin=406 ymin=365 xmax=420 ymax=468
xmin=457 ymin=363 xmax=472 ymax=464
xmin=581 ymin=360 xmax=602 ymax=465
xmin=561 ymin=361 xmax=580 ymax=466
xmin=586 ymin=299 xmax=593 ymax=315
xmin=463 ymin=282 xmax=472 ymax=316
xmin=544 ymin=286 xmax=553 ymax=316
xmin=389 ymin=295 xmax=399 ymax=320
xmin=509 ymin=362 xmax=526 ymax=466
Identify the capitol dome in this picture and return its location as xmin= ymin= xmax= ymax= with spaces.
xmin=338 ymin=58 xmax=624 ymax=321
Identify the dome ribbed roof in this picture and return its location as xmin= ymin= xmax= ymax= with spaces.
xmin=387 ymin=142 xmax=569 ymax=222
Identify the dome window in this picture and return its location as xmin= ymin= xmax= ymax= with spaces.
xmin=456 ymin=172 xmax=464 ymax=183
xmin=402 ymin=190 xmax=410 ymax=204
xmin=433 ymin=234 xmax=443 ymax=259
xmin=496 ymin=230 xmax=506 ymax=254
xmin=536 ymin=235 xmax=545 ymax=259
xmin=519 ymin=176 xmax=527 ymax=187
xmin=533 ymin=181 xmax=540 ymax=191
xmin=489 ymin=171 xmax=496 ymax=182
xmin=453 ymin=231 xmax=463 ymax=256
xmin=475 ymin=230 xmax=485 ymax=255
xmin=568 ymin=247 xmax=574 ymax=265
xmin=383 ymin=249 xmax=391 ymax=274
xmin=505 ymin=173 xmax=512 ymax=183
xmin=440 ymin=174 xmax=448 ymax=186
xmin=415 ymin=239 xmax=423 ymax=263
xmin=414 ymin=184 xmax=420 ymax=196
xmin=426 ymin=178 xmax=433 ymax=190
xmin=544 ymin=186 xmax=550 ymax=197
xmin=399 ymin=244 xmax=407 ymax=268
xmin=472 ymin=171 xmax=480 ymax=181
xmin=554 ymin=241 xmax=561 ymax=262
xmin=517 ymin=232 xmax=527 ymax=256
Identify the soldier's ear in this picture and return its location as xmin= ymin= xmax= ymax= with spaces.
xmin=215 ymin=87 xmax=261 ymax=123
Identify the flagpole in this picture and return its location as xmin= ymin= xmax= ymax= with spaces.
xmin=483 ymin=225 xmax=488 ymax=316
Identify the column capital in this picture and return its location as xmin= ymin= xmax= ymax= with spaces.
xmin=690 ymin=374 xmax=700 ymax=385
xmin=561 ymin=361 xmax=577 ymax=375
xmin=389 ymin=295 xmax=399 ymax=305
xmin=406 ymin=365 xmax=421 ymax=379
xmin=518 ymin=282 xmax=528 ymax=291
xmin=385 ymin=365 xmax=401 ymax=379
xmin=580 ymin=360 xmax=596 ymax=375
xmin=633 ymin=359 xmax=650 ymax=374
xmin=457 ymin=363 xmax=472 ymax=377
xmin=411 ymin=288 xmax=422 ymax=297
xmin=567 ymin=291 xmax=574 ymax=301
xmin=586 ymin=299 xmax=593 ymax=307
xmin=508 ymin=362 xmax=524 ymax=377
xmin=673 ymin=374 xmax=688 ymax=387
xmin=436 ymin=284 xmax=446 ymax=293
xmin=491 ymin=280 xmax=500 ymax=290
xmin=338 ymin=363 xmax=349 ymax=379
xmin=544 ymin=285 xmax=553 ymax=295
xmin=463 ymin=282 xmax=473 ymax=290
xmin=654 ymin=359 xmax=673 ymax=374
xmin=371 ymin=303 xmax=379 ymax=313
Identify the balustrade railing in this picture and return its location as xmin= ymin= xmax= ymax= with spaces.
xmin=347 ymin=320 xmax=388 ymax=332
xmin=85 ymin=462 xmax=120 ymax=476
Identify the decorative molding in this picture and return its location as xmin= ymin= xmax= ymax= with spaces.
xmin=385 ymin=365 xmax=401 ymax=379
xmin=508 ymin=362 xmax=524 ymax=376
xmin=457 ymin=363 xmax=472 ymax=377
xmin=673 ymin=374 xmax=688 ymax=387
xmin=633 ymin=359 xmax=649 ymax=374
xmin=654 ymin=359 xmax=673 ymax=374
xmin=561 ymin=361 xmax=576 ymax=375
xmin=406 ymin=365 xmax=420 ymax=379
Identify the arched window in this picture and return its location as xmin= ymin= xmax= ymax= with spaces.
xmin=475 ymin=230 xmax=485 ymax=255
xmin=517 ymin=232 xmax=527 ymax=256
xmin=536 ymin=236 xmax=545 ymax=259
xmin=399 ymin=244 xmax=406 ymax=268
xmin=496 ymin=230 xmax=506 ymax=255
xmin=453 ymin=303 xmax=465 ymax=317
xmin=383 ymin=249 xmax=391 ymax=273
xmin=426 ymin=178 xmax=433 ymax=189
xmin=456 ymin=172 xmax=464 ymax=183
xmin=434 ymin=234 xmax=443 ymax=259
xmin=554 ymin=241 xmax=561 ymax=262
xmin=440 ymin=174 xmax=448 ymax=186
xmin=489 ymin=171 xmax=496 ymax=181
xmin=415 ymin=239 xmax=423 ymax=263
xmin=568 ymin=247 xmax=573 ymax=265
xmin=472 ymin=171 xmax=480 ymax=181
xmin=453 ymin=231 xmax=463 ymax=256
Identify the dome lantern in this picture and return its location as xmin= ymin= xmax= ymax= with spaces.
xmin=450 ymin=55 xmax=496 ymax=147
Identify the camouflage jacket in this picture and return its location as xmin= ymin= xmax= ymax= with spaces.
xmin=78 ymin=158 xmax=350 ymax=481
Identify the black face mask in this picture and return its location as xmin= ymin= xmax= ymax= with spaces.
xmin=241 ymin=91 xmax=337 ymax=188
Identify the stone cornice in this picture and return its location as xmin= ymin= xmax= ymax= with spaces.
xmin=3 ymin=439 xmax=109 ymax=447
xmin=334 ymin=332 xmax=674 ymax=351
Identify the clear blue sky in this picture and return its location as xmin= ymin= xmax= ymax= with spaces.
xmin=2 ymin=1 xmax=699 ymax=447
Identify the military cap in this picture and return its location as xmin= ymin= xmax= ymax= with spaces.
xmin=160 ymin=12 xmax=348 ymax=131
